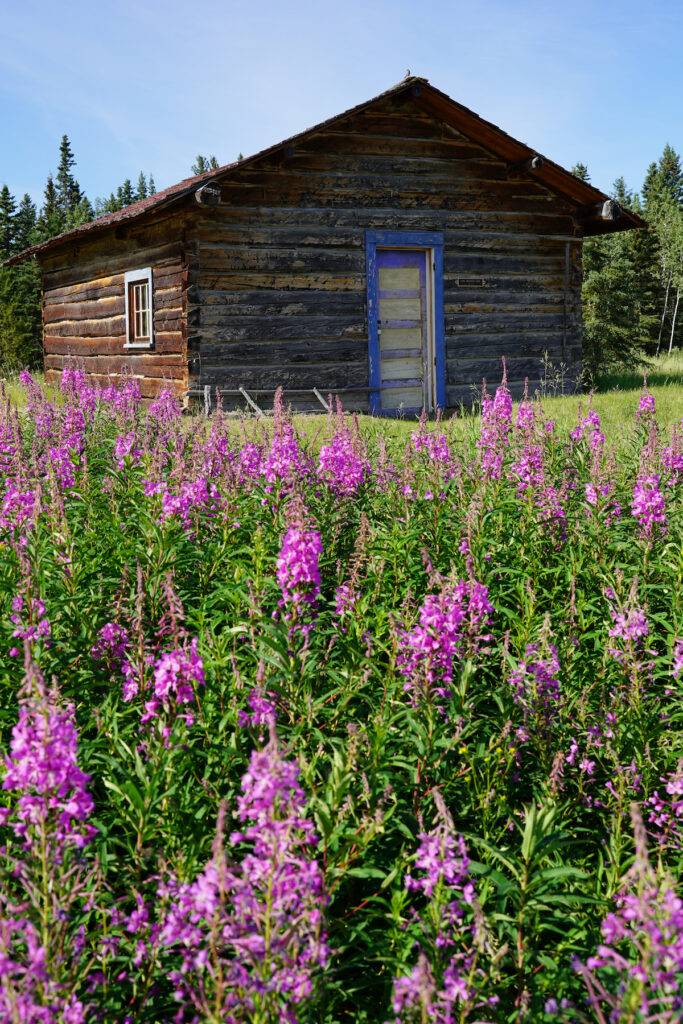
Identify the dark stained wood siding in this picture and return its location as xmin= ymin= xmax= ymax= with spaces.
xmin=41 ymin=213 xmax=190 ymax=399
xmin=191 ymin=95 xmax=582 ymax=408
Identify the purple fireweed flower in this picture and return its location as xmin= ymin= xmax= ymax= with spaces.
xmin=397 ymin=580 xmax=493 ymax=712
xmin=574 ymin=806 xmax=683 ymax=1023
xmin=637 ymin=393 xmax=656 ymax=419
xmin=10 ymin=594 xmax=51 ymax=650
xmin=334 ymin=582 xmax=357 ymax=618
xmin=141 ymin=638 xmax=205 ymax=727
xmin=91 ymin=621 xmax=130 ymax=667
xmin=238 ymin=688 xmax=277 ymax=730
xmin=0 ymin=480 xmax=36 ymax=538
xmin=114 ymin=432 xmax=142 ymax=469
xmin=632 ymin=473 xmax=667 ymax=539
xmin=317 ymin=429 xmax=367 ymax=496
xmin=661 ymin=421 xmax=683 ymax=486
xmin=509 ymin=643 xmax=561 ymax=730
xmin=47 ymin=444 xmax=77 ymax=491
xmin=159 ymin=733 xmax=328 ymax=1021
xmin=159 ymin=477 xmax=222 ymax=533
xmin=148 ymin=389 xmax=182 ymax=423
xmin=1 ymin=659 xmax=95 ymax=855
xmin=276 ymin=525 xmax=323 ymax=615
xmin=391 ymin=793 xmax=497 ymax=1023
xmin=673 ymin=639 xmax=683 ymax=680
xmin=236 ymin=441 xmax=263 ymax=483
xmin=264 ymin=422 xmax=311 ymax=486
xmin=0 ymin=911 xmax=87 ymax=1023
xmin=571 ymin=407 xmax=605 ymax=451
xmin=477 ymin=375 xmax=513 ymax=480
xmin=646 ymin=761 xmax=683 ymax=852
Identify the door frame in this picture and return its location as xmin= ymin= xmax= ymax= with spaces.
xmin=365 ymin=229 xmax=445 ymax=415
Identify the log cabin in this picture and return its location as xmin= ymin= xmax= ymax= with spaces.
xmin=9 ymin=76 xmax=643 ymax=413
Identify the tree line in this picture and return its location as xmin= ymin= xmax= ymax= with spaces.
xmin=575 ymin=145 xmax=683 ymax=375
xmin=0 ymin=133 xmax=681 ymax=377
xmin=0 ymin=138 xmax=222 ymax=369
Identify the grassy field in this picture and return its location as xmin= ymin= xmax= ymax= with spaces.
xmin=7 ymin=353 xmax=680 ymax=446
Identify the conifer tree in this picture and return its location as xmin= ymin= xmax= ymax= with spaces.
xmin=55 ymin=135 xmax=84 ymax=218
xmin=148 ymin=174 xmax=156 ymax=195
xmin=136 ymin=172 xmax=149 ymax=201
xmin=0 ymin=185 xmax=17 ymax=255
xmin=36 ymin=174 xmax=64 ymax=239
xmin=14 ymin=194 xmax=37 ymax=252
xmin=191 ymin=154 xmax=219 ymax=175
xmin=571 ymin=162 xmax=590 ymax=182
xmin=116 ymin=179 xmax=135 ymax=207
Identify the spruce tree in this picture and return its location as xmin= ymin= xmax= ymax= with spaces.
xmin=148 ymin=174 xmax=156 ymax=195
xmin=136 ymin=172 xmax=149 ymax=201
xmin=191 ymin=154 xmax=219 ymax=175
xmin=36 ymin=174 xmax=64 ymax=239
xmin=14 ymin=194 xmax=37 ymax=252
xmin=55 ymin=134 xmax=84 ymax=218
xmin=0 ymin=185 xmax=17 ymax=255
xmin=571 ymin=162 xmax=590 ymax=182
xmin=116 ymin=179 xmax=135 ymax=207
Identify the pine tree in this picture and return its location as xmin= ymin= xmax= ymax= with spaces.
xmin=136 ymin=172 xmax=149 ymax=201
xmin=571 ymin=162 xmax=590 ymax=182
xmin=36 ymin=175 xmax=64 ymax=239
xmin=148 ymin=174 xmax=156 ymax=195
xmin=55 ymin=135 xmax=84 ymax=218
xmin=0 ymin=185 xmax=17 ymax=255
xmin=116 ymin=179 xmax=135 ymax=207
xmin=191 ymin=154 xmax=219 ymax=175
xmin=14 ymin=194 xmax=37 ymax=252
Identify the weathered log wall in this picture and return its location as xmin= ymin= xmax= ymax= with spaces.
xmin=191 ymin=94 xmax=583 ymax=409
xmin=41 ymin=213 xmax=190 ymax=398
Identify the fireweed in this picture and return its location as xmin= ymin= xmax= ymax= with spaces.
xmin=390 ymin=791 xmax=498 ymax=1023
xmin=397 ymin=579 xmax=493 ymax=713
xmin=158 ymin=731 xmax=328 ymax=1023
xmin=0 ymin=654 xmax=97 ymax=1020
xmin=0 ymin=367 xmax=680 ymax=1021
xmin=572 ymin=806 xmax=683 ymax=1024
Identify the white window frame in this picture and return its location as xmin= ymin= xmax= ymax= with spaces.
xmin=124 ymin=267 xmax=154 ymax=349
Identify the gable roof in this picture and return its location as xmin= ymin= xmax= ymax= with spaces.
xmin=7 ymin=76 xmax=643 ymax=266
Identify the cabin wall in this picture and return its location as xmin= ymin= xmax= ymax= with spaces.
xmin=191 ymin=95 xmax=584 ymax=410
xmin=40 ymin=213 xmax=190 ymax=399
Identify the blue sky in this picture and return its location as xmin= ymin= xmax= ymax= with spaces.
xmin=1 ymin=0 xmax=681 ymax=206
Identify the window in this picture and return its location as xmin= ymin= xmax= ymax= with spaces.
xmin=124 ymin=268 xmax=153 ymax=347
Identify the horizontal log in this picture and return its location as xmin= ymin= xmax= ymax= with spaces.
xmin=194 ymin=223 xmax=571 ymax=254
xmin=45 ymin=353 xmax=187 ymax=380
xmin=446 ymin=336 xmax=567 ymax=358
xmin=197 ymin=272 xmax=365 ymax=292
xmin=198 ymin=245 xmax=364 ymax=274
xmin=445 ymin=312 xmax=566 ymax=332
xmin=45 ymin=309 xmax=182 ymax=338
xmin=199 ymin=361 xmax=367 ymax=390
xmin=302 ymin=131 xmax=492 ymax=160
xmin=200 ymin=204 xmax=576 ymax=236
xmin=199 ymin=289 xmax=365 ymax=316
xmin=44 ymin=335 xmax=185 ymax=356
xmin=197 ymin=314 xmax=364 ymax=342
xmin=45 ymin=369 xmax=186 ymax=401
xmin=199 ymin=337 xmax=368 ymax=366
